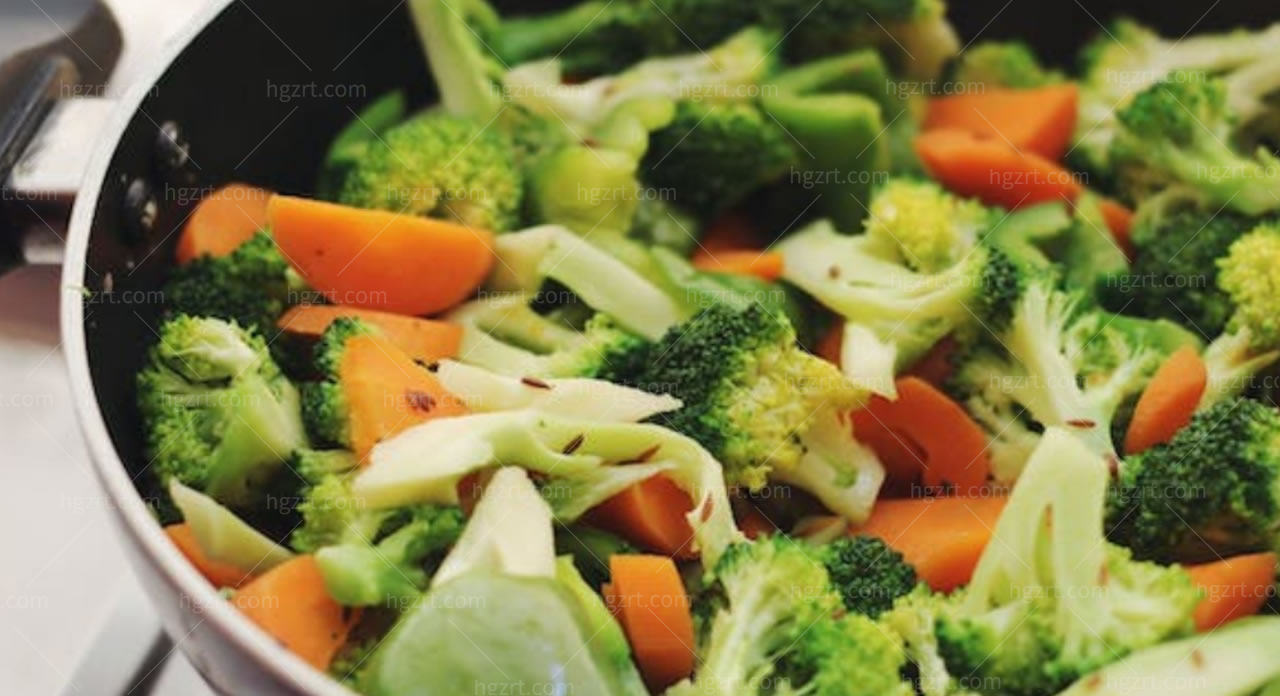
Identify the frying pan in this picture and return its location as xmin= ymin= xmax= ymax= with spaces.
xmin=0 ymin=0 xmax=1273 ymax=692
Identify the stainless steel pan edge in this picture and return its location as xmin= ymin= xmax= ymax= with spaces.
xmin=58 ymin=1 xmax=351 ymax=693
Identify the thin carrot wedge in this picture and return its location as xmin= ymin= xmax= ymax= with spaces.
xmin=608 ymin=555 xmax=695 ymax=691
xmin=269 ymin=195 xmax=494 ymax=316
xmin=924 ymin=84 xmax=1079 ymax=160
xmin=737 ymin=505 xmax=778 ymax=540
xmin=850 ymin=376 xmax=991 ymax=496
xmin=692 ymin=250 xmax=784 ymax=280
xmin=699 ymin=212 xmax=762 ymax=254
xmin=175 ymin=183 xmax=273 ymax=264
xmin=915 ymin=128 xmax=1083 ymax=209
xmin=1124 ymin=346 xmax=1208 ymax=455
xmin=1185 ymin=552 xmax=1277 ymax=631
xmin=905 ymin=335 xmax=958 ymax=387
xmin=1098 ymin=198 xmax=1136 ymax=259
xmin=815 ymin=318 xmax=844 ymax=366
xmin=340 ymin=333 xmax=468 ymax=461
xmin=854 ymin=496 xmax=1007 ymax=591
xmin=277 ymin=305 xmax=462 ymax=364
xmin=587 ymin=475 xmax=697 ymax=559
xmin=232 ymin=555 xmax=359 ymax=671
xmin=166 ymin=523 xmax=255 ymax=588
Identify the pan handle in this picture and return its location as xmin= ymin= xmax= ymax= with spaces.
xmin=0 ymin=0 xmax=193 ymax=275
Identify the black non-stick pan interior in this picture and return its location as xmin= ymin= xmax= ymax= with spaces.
xmin=80 ymin=0 xmax=1276 ymax=503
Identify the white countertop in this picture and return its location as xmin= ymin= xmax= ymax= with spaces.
xmin=1 ymin=3 xmax=213 ymax=693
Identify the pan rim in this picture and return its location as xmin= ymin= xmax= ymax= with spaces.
xmin=59 ymin=1 xmax=356 ymax=693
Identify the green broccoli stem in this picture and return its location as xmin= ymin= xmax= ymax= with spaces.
xmin=762 ymin=92 xmax=887 ymax=231
xmin=493 ymin=2 xmax=616 ymax=67
xmin=203 ymin=374 xmax=307 ymax=503
xmin=409 ymin=0 xmax=502 ymax=119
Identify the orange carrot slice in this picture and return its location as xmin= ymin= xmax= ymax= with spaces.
xmin=269 ymin=195 xmax=494 ymax=316
xmin=587 ymin=475 xmax=697 ymax=559
xmin=1185 ymin=552 xmax=1277 ymax=631
xmin=737 ymin=505 xmax=778 ymax=540
xmin=915 ymin=128 xmax=1083 ymax=209
xmin=854 ymin=496 xmax=1007 ymax=591
xmin=1124 ymin=346 xmax=1208 ymax=455
xmin=166 ymin=523 xmax=255 ymax=589
xmin=699 ymin=212 xmax=762 ymax=254
xmin=232 ymin=555 xmax=359 ymax=671
xmin=905 ymin=335 xmax=957 ymax=387
xmin=1098 ymin=198 xmax=1136 ymax=259
xmin=340 ymin=333 xmax=468 ymax=461
xmin=850 ymin=376 xmax=991 ymax=496
xmin=175 ymin=183 xmax=273 ymax=264
xmin=691 ymin=250 xmax=784 ymax=280
xmin=277 ymin=305 xmax=462 ymax=364
xmin=607 ymin=555 xmax=695 ymax=691
xmin=924 ymin=85 xmax=1078 ymax=161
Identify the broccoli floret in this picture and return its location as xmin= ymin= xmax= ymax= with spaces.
xmin=1109 ymin=73 xmax=1280 ymax=214
xmin=628 ymin=197 xmax=701 ymax=256
xmin=779 ymin=217 xmax=1022 ymax=398
xmin=300 ymin=318 xmax=378 ymax=449
xmin=642 ymin=100 xmax=796 ymax=219
xmin=820 ymin=535 xmax=918 ymax=618
xmin=1218 ymin=223 xmax=1280 ymax=349
xmin=949 ymin=40 xmax=1062 ymax=88
xmin=1075 ymin=18 xmax=1280 ymax=176
xmin=1108 ymin=397 xmax=1280 ymax=563
xmin=137 ymin=316 xmax=307 ymax=507
xmin=949 ymin=281 xmax=1162 ymax=476
xmin=317 ymin=91 xmax=407 ymax=200
xmin=292 ymin=461 xmax=465 ymax=605
xmin=669 ymin=536 xmax=911 ymax=696
xmin=1099 ymin=199 xmax=1256 ymax=336
xmin=881 ymin=587 xmax=977 ymax=696
xmin=864 ymin=178 xmax=993 ymax=273
xmin=338 ymin=112 xmax=522 ymax=232
xmin=620 ymin=302 xmax=863 ymax=493
xmin=936 ymin=429 xmax=1199 ymax=695
xmin=492 ymin=0 xmax=949 ymax=78
xmin=164 ymin=231 xmax=303 ymax=339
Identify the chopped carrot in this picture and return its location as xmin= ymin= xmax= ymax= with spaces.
xmin=699 ymin=212 xmax=762 ymax=254
xmin=587 ymin=475 xmax=697 ymax=559
xmin=175 ymin=183 xmax=273 ymax=264
xmin=277 ymin=305 xmax=462 ymax=364
xmin=269 ymin=195 xmax=494 ymax=316
xmin=850 ymin=376 xmax=991 ymax=496
xmin=737 ymin=505 xmax=778 ymax=540
xmin=1185 ymin=552 xmax=1277 ymax=631
xmin=232 ymin=555 xmax=359 ymax=671
xmin=854 ymin=496 xmax=1008 ymax=591
xmin=815 ymin=318 xmax=844 ymax=366
xmin=166 ymin=523 xmax=255 ymax=589
xmin=692 ymin=250 xmax=784 ymax=280
xmin=607 ymin=555 xmax=695 ymax=691
xmin=1124 ymin=346 xmax=1208 ymax=455
xmin=923 ymin=85 xmax=1079 ymax=161
xmin=905 ymin=335 xmax=957 ymax=387
xmin=915 ymin=128 xmax=1083 ymax=209
xmin=339 ymin=333 xmax=468 ymax=461
xmin=1098 ymin=198 xmax=1136 ymax=259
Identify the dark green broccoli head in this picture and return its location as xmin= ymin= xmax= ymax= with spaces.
xmin=625 ymin=303 xmax=862 ymax=490
xmin=137 ymin=315 xmax=307 ymax=507
xmin=1116 ymin=73 xmax=1229 ymax=147
xmin=301 ymin=318 xmax=378 ymax=449
xmin=338 ymin=112 xmax=522 ymax=232
xmin=642 ymin=100 xmax=796 ymax=219
xmin=164 ymin=231 xmax=301 ymax=339
xmin=1108 ymin=397 xmax=1280 ymax=563
xmin=820 ymin=536 xmax=918 ymax=618
xmin=1100 ymin=208 xmax=1257 ymax=337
